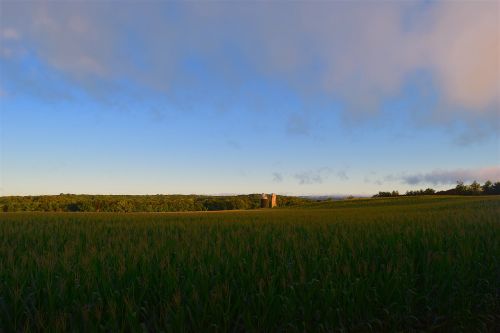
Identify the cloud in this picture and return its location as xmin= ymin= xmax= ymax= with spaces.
xmin=1 ymin=1 xmax=498 ymax=129
xmin=337 ymin=170 xmax=349 ymax=181
xmin=294 ymin=167 xmax=332 ymax=185
xmin=1 ymin=28 xmax=19 ymax=40
xmin=427 ymin=3 xmax=499 ymax=111
xmin=401 ymin=167 xmax=500 ymax=185
xmin=272 ymin=172 xmax=283 ymax=183
xmin=295 ymin=172 xmax=323 ymax=185
xmin=453 ymin=122 xmax=498 ymax=146
xmin=226 ymin=139 xmax=241 ymax=150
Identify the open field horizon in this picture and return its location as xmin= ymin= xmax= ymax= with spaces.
xmin=2 ymin=182 xmax=499 ymax=212
xmin=1 ymin=1 xmax=499 ymax=331
xmin=1 ymin=196 xmax=499 ymax=331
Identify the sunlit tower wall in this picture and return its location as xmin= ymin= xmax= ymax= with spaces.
xmin=270 ymin=193 xmax=277 ymax=208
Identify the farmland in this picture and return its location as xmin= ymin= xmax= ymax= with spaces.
xmin=1 ymin=196 xmax=499 ymax=331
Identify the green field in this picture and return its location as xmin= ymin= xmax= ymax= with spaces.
xmin=1 ymin=196 xmax=499 ymax=331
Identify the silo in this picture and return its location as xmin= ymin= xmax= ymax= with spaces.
xmin=260 ymin=193 xmax=269 ymax=208
xmin=270 ymin=193 xmax=277 ymax=208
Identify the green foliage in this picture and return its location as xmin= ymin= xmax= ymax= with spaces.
xmin=480 ymin=180 xmax=500 ymax=195
xmin=404 ymin=180 xmax=500 ymax=197
xmin=0 ymin=194 xmax=309 ymax=213
xmin=372 ymin=190 xmax=399 ymax=198
xmin=406 ymin=188 xmax=435 ymax=196
xmin=0 ymin=196 xmax=499 ymax=331
xmin=438 ymin=180 xmax=500 ymax=196
xmin=482 ymin=180 xmax=493 ymax=194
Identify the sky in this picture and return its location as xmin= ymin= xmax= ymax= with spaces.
xmin=0 ymin=0 xmax=499 ymax=196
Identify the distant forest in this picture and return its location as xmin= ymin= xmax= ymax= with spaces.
xmin=373 ymin=180 xmax=500 ymax=198
xmin=0 ymin=194 xmax=309 ymax=213
xmin=2 ymin=180 xmax=499 ymax=212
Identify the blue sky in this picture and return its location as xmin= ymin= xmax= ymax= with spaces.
xmin=0 ymin=1 xmax=499 ymax=196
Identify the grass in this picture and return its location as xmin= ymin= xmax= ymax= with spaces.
xmin=1 ymin=196 xmax=499 ymax=331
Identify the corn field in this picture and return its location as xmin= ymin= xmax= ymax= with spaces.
xmin=1 ymin=196 xmax=499 ymax=331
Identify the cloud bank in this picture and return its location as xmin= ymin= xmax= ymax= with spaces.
xmin=401 ymin=167 xmax=500 ymax=185
xmin=1 ymin=1 xmax=498 ymax=130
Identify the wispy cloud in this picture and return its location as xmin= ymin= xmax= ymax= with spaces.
xmin=337 ymin=170 xmax=349 ymax=181
xmin=294 ymin=167 xmax=333 ymax=185
xmin=272 ymin=172 xmax=283 ymax=183
xmin=295 ymin=172 xmax=323 ymax=185
xmin=225 ymin=139 xmax=241 ymax=150
xmin=401 ymin=167 xmax=500 ymax=185
xmin=1 ymin=28 xmax=19 ymax=40
xmin=453 ymin=124 xmax=497 ymax=146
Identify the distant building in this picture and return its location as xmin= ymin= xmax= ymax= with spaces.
xmin=270 ymin=193 xmax=277 ymax=208
xmin=261 ymin=193 xmax=277 ymax=208
xmin=260 ymin=193 xmax=269 ymax=208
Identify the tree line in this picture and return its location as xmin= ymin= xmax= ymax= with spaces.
xmin=373 ymin=180 xmax=500 ymax=198
xmin=0 ymin=194 xmax=309 ymax=213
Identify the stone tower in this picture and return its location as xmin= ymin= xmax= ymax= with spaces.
xmin=261 ymin=193 xmax=277 ymax=208
xmin=270 ymin=193 xmax=277 ymax=208
xmin=260 ymin=193 xmax=269 ymax=208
